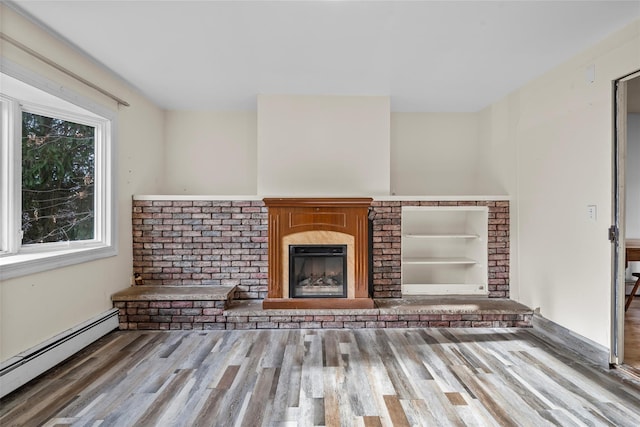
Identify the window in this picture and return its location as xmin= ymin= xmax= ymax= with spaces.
xmin=0 ymin=70 xmax=116 ymax=280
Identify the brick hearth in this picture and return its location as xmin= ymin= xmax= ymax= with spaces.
xmin=113 ymin=285 xmax=531 ymax=330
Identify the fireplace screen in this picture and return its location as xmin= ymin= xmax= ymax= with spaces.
xmin=289 ymin=245 xmax=347 ymax=298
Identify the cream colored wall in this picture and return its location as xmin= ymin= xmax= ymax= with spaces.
xmin=0 ymin=5 xmax=165 ymax=360
xmin=481 ymin=20 xmax=640 ymax=348
xmin=164 ymin=109 xmax=486 ymax=198
xmin=163 ymin=111 xmax=257 ymax=194
xmin=391 ymin=112 xmax=502 ymax=196
xmin=257 ymin=95 xmax=390 ymax=196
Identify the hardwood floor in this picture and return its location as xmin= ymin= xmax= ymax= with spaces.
xmin=2 ymin=328 xmax=640 ymax=426
xmin=625 ymin=297 xmax=640 ymax=369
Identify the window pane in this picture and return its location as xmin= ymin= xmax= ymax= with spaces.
xmin=22 ymin=112 xmax=95 ymax=244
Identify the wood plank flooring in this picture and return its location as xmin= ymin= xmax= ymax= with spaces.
xmin=2 ymin=328 xmax=640 ymax=426
xmin=625 ymin=297 xmax=640 ymax=370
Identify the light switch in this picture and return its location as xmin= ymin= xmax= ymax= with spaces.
xmin=587 ymin=205 xmax=597 ymax=221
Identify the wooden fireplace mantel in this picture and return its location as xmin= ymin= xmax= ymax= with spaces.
xmin=263 ymin=197 xmax=374 ymax=309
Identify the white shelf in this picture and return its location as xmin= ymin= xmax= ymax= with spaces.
xmin=401 ymin=206 xmax=488 ymax=296
xmin=403 ymin=257 xmax=478 ymax=265
xmin=405 ymin=233 xmax=479 ymax=239
xmin=402 ymin=283 xmax=487 ymax=295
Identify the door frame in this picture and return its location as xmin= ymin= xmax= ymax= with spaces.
xmin=611 ymin=70 xmax=640 ymax=365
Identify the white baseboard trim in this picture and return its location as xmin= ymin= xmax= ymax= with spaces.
xmin=0 ymin=308 xmax=119 ymax=398
xmin=530 ymin=313 xmax=611 ymax=368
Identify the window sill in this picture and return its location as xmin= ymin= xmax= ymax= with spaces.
xmin=0 ymin=244 xmax=117 ymax=280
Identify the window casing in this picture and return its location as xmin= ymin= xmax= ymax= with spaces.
xmin=0 ymin=71 xmax=116 ymax=280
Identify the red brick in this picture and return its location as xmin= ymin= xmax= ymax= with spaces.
xmin=386 ymin=321 xmax=408 ymax=328
xmin=226 ymin=316 xmax=248 ymax=323
xmin=171 ymin=316 xmax=194 ymax=323
xmin=279 ymin=323 xmax=301 ymax=329
xmin=150 ymin=301 xmax=171 ymax=308
xmin=356 ymin=315 xmax=378 ymax=321
xmin=300 ymin=322 xmax=322 ymax=328
xmin=171 ymin=301 xmax=194 ymax=308
xmin=343 ymin=322 xmax=366 ymax=329
xmin=194 ymin=316 xmax=217 ymax=322
xmin=257 ymin=322 xmax=280 ymax=329
xmin=322 ymin=321 xmax=344 ymax=328
xmin=366 ymin=321 xmax=387 ymax=328
xmin=429 ymin=321 xmax=450 ymax=327
xmin=407 ymin=321 xmax=431 ymax=327
xmin=270 ymin=316 xmax=292 ymax=323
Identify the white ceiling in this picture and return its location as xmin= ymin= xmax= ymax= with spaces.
xmin=9 ymin=0 xmax=640 ymax=112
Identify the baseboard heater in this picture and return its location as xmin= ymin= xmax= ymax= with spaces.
xmin=0 ymin=308 xmax=119 ymax=398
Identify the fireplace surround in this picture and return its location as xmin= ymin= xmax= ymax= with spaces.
xmin=263 ymin=198 xmax=374 ymax=309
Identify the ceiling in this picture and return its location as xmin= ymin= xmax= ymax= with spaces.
xmin=8 ymin=1 xmax=640 ymax=112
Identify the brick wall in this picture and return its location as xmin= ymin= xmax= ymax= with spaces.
xmin=132 ymin=198 xmax=509 ymax=299
xmin=132 ymin=200 xmax=268 ymax=299
xmin=115 ymin=301 xmax=531 ymax=330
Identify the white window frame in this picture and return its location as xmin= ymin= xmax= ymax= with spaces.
xmin=0 ymin=64 xmax=117 ymax=280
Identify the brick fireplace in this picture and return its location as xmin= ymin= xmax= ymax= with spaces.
xmin=131 ymin=197 xmax=509 ymax=301
xmin=262 ymin=198 xmax=375 ymax=309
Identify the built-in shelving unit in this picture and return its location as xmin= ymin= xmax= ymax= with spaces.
xmin=401 ymin=206 xmax=488 ymax=295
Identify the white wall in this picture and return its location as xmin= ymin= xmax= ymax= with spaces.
xmin=257 ymin=95 xmax=390 ymax=196
xmin=481 ymin=20 xmax=640 ymax=348
xmin=391 ymin=112 xmax=501 ymax=196
xmin=0 ymin=5 xmax=165 ymax=360
xmin=163 ymin=109 xmax=495 ymax=198
xmin=164 ymin=111 xmax=257 ymax=195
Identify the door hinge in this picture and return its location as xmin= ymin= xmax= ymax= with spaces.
xmin=608 ymin=225 xmax=618 ymax=242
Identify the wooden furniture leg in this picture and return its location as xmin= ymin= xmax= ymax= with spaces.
xmin=625 ymin=273 xmax=640 ymax=312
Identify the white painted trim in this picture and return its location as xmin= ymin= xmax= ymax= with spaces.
xmin=133 ymin=195 xmax=264 ymax=201
xmin=133 ymin=194 xmax=510 ymax=202
xmin=374 ymin=195 xmax=510 ymax=201
xmin=0 ymin=60 xmax=118 ymax=280
xmin=531 ymin=313 xmax=610 ymax=368
xmin=0 ymin=245 xmax=117 ymax=280
xmin=401 ymin=205 xmax=491 ymax=212
xmin=0 ymin=58 xmax=117 ymax=118
xmin=0 ymin=308 xmax=119 ymax=398
xmin=0 ymin=95 xmax=20 ymax=255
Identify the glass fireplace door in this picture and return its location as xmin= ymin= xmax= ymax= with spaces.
xmin=289 ymin=245 xmax=347 ymax=298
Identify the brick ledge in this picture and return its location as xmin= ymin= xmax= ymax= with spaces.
xmin=112 ymin=285 xmax=235 ymax=301
xmin=113 ymin=291 xmax=533 ymax=330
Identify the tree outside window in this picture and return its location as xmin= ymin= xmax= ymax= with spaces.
xmin=21 ymin=112 xmax=95 ymax=244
